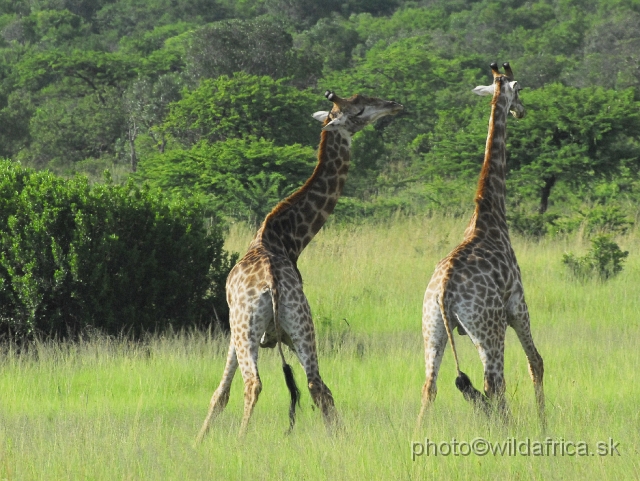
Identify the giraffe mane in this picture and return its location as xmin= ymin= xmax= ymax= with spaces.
xmin=474 ymin=77 xmax=502 ymax=207
xmin=261 ymin=128 xmax=331 ymax=228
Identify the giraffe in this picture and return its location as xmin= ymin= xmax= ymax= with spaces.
xmin=417 ymin=63 xmax=545 ymax=428
xmin=196 ymin=91 xmax=403 ymax=440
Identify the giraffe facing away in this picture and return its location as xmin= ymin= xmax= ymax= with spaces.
xmin=197 ymin=91 xmax=403 ymax=440
xmin=417 ymin=63 xmax=545 ymax=428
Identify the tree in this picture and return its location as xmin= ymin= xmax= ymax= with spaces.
xmin=0 ymin=89 xmax=34 ymax=159
xmin=95 ymin=0 xmax=229 ymax=38
xmin=262 ymin=0 xmax=343 ymax=29
xmin=15 ymin=87 xmax=125 ymax=172
xmin=507 ymin=84 xmax=640 ymax=213
xmin=0 ymin=9 xmax=89 ymax=47
xmin=136 ymin=138 xmax=316 ymax=224
xmin=320 ymin=35 xmax=484 ymax=198
xmin=161 ymin=72 xmax=320 ymax=149
xmin=13 ymin=49 xmax=139 ymax=101
xmin=123 ymin=73 xmax=183 ymax=171
xmin=564 ymin=11 xmax=640 ymax=90
xmin=289 ymin=14 xmax=360 ymax=87
xmin=185 ymin=16 xmax=293 ymax=81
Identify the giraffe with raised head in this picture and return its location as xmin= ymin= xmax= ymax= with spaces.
xmin=417 ymin=63 xmax=545 ymax=428
xmin=196 ymin=91 xmax=403 ymax=440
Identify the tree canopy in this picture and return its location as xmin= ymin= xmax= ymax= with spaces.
xmin=0 ymin=0 xmax=639 ymax=223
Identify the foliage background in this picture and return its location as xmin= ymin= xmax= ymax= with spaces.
xmin=1 ymin=0 xmax=640 ymax=335
xmin=0 ymin=0 xmax=639 ymax=223
xmin=0 ymin=4 xmax=638 ymax=477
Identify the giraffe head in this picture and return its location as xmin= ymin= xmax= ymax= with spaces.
xmin=472 ymin=62 xmax=525 ymax=119
xmin=312 ymin=91 xmax=403 ymax=136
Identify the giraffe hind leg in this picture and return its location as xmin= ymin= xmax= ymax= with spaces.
xmin=483 ymin=369 xmax=511 ymax=422
xmin=456 ymin=314 xmax=507 ymax=420
xmin=235 ymin=332 xmax=265 ymax=437
xmin=236 ymin=325 xmax=269 ymax=437
xmin=239 ymin=376 xmax=262 ymax=437
xmin=282 ymin=301 xmax=338 ymax=431
xmin=196 ymin=341 xmax=238 ymax=443
xmin=308 ymin=378 xmax=336 ymax=428
xmin=476 ymin=334 xmax=512 ymax=424
xmin=510 ymin=316 xmax=545 ymax=430
xmin=418 ymin=308 xmax=448 ymax=427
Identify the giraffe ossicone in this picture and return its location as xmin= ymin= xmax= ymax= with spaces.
xmin=196 ymin=91 xmax=402 ymax=441
xmin=418 ymin=62 xmax=545 ymax=429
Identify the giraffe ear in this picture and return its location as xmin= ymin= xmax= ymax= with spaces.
xmin=322 ymin=115 xmax=347 ymax=131
xmin=312 ymin=111 xmax=330 ymax=122
xmin=472 ymin=84 xmax=495 ymax=96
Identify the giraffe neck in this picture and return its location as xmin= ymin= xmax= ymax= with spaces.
xmin=250 ymin=129 xmax=350 ymax=261
xmin=466 ymin=79 xmax=510 ymax=239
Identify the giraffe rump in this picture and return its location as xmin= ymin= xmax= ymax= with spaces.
xmin=438 ymin=263 xmax=491 ymax=415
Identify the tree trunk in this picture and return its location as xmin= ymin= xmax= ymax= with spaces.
xmin=128 ymin=122 xmax=138 ymax=172
xmin=538 ymin=175 xmax=556 ymax=214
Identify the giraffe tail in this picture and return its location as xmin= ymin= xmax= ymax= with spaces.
xmin=450 ymin=309 xmax=491 ymax=414
xmin=268 ymin=272 xmax=301 ymax=434
xmin=282 ymin=362 xmax=301 ymax=432
xmin=438 ymin=289 xmax=491 ymax=414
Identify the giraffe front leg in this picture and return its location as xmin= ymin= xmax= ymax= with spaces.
xmin=196 ymin=341 xmax=238 ymax=443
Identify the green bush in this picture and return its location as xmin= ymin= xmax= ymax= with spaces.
xmin=562 ymin=234 xmax=629 ymax=281
xmin=507 ymin=209 xmax=559 ymax=239
xmin=0 ymin=160 xmax=236 ymax=340
xmin=582 ymin=204 xmax=632 ymax=236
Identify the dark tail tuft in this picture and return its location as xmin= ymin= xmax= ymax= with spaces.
xmin=283 ymin=363 xmax=301 ymax=433
xmin=455 ymin=371 xmax=491 ymax=415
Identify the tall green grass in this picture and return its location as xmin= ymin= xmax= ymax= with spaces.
xmin=0 ymin=216 xmax=638 ymax=480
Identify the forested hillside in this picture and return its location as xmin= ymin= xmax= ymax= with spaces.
xmin=1 ymin=0 xmax=639 ymax=228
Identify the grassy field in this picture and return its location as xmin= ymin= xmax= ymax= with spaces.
xmin=0 ymin=216 xmax=638 ymax=480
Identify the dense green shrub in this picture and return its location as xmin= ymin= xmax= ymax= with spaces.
xmin=562 ymin=234 xmax=629 ymax=281
xmin=582 ymin=204 xmax=633 ymax=236
xmin=0 ymin=160 xmax=236 ymax=340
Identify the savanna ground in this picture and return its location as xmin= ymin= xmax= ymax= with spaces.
xmin=0 ymin=216 xmax=638 ymax=480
